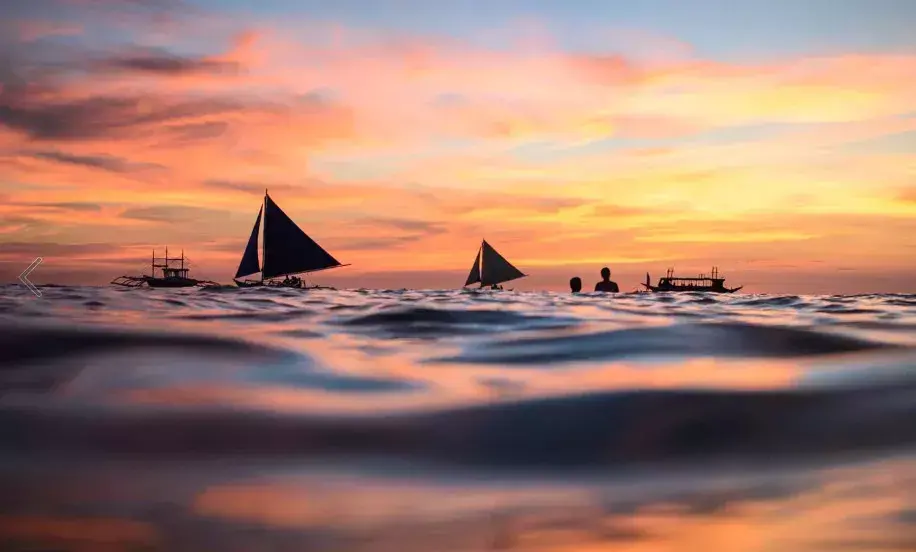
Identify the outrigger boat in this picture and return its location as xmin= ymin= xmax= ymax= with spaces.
xmin=463 ymin=239 xmax=527 ymax=290
xmin=642 ymin=266 xmax=742 ymax=293
xmin=234 ymin=190 xmax=348 ymax=289
xmin=112 ymin=248 xmax=216 ymax=288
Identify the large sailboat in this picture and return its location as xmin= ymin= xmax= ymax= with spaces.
xmin=464 ymin=239 xmax=527 ymax=290
xmin=234 ymin=190 xmax=348 ymax=288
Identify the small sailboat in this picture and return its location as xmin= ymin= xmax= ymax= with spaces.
xmin=463 ymin=239 xmax=527 ymax=290
xmin=234 ymin=190 xmax=348 ymax=289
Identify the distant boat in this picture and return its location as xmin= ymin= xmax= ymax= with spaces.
xmin=642 ymin=266 xmax=742 ymax=293
xmin=234 ymin=190 xmax=348 ymax=289
xmin=112 ymin=248 xmax=216 ymax=288
xmin=464 ymin=239 xmax=527 ymax=290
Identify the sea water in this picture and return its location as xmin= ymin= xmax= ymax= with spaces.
xmin=1 ymin=285 xmax=914 ymax=551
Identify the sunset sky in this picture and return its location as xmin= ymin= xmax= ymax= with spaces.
xmin=1 ymin=0 xmax=914 ymax=293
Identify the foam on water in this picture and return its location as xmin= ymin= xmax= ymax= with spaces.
xmin=1 ymin=285 xmax=914 ymax=551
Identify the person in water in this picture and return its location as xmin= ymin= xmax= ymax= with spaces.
xmin=569 ymin=277 xmax=582 ymax=293
xmin=594 ymin=267 xmax=619 ymax=293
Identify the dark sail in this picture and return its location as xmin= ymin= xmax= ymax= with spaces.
xmin=261 ymin=193 xmax=341 ymax=279
xmin=234 ymin=206 xmax=262 ymax=279
xmin=480 ymin=240 xmax=525 ymax=286
xmin=464 ymin=247 xmax=481 ymax=286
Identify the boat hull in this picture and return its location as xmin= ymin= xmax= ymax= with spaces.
xmin=145 ymin=277 xmax=201 ymax=288
xmin=643 ymin=285 xmax=742 ymax=294
xmin=234 ymin=279 xmax=336 ymax=290
xmin=112 ymin=275 xmax=208 ymax=288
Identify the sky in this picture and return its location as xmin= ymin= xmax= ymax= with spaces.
xmin=1 ymin=0 xmax=915 ymax=293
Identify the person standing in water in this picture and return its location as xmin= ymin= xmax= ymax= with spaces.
xmin=594 ymin=267 xmax=619 ymax=293
xmin=569 ymin=277 xmax=582 ymax=293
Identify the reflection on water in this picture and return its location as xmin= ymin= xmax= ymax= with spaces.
xmin=0 ymin=286 xmax=914 ymax=550
xmin=1 ymin=457 xmax=913 ymax=551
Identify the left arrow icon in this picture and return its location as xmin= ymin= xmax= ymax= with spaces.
xmin=19 ymin=257 xmax=42 ymax=297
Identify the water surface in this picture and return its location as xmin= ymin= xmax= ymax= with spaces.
xmin=1 ymin=286 xmax=914 ymax=551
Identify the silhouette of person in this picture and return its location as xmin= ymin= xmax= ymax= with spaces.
xmin=569 ymin=277 xmax=582 ymax=293
xmin=594 ymin=267 xmax=620 ymax=293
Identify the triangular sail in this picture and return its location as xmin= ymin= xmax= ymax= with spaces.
xmin=234 ymin=206 xmax=262 ymax=279
xmin=261 ymin=193 xmax=342 ymax=279
xmin=480 ymin=240 xmax=525 ymax=286
xmin=464 ymin=247 xmax=481 ymax=286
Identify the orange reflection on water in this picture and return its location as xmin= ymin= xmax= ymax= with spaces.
xmin=0 ymin=515 xmax=158 ymax=552
xmin=194 ymin=476 xmax=592 ymax=530
xmin=113 ymin=355 xmax=800 ymax=416
xmin=118 ymin=382 xmax=458 ymax=414
xmin=506 ymin=356 xmax=800 ymax=395
xmin=186 ymin=459 xmax=914 ymax=552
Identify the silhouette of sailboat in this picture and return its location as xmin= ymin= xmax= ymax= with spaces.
xmin=234 ymin=190 xmax=348 ymax=289
xmin=463 ymin=239 xmax=527 ymax=290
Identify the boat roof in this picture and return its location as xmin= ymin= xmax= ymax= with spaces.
xmin=661 ymin=276 xmax=725 ymax=282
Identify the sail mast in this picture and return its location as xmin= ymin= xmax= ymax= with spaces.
xmin=261 ymin=189 xmax=267 ymax=283
xmin=478 ymin=239 xmax=484 ymax=288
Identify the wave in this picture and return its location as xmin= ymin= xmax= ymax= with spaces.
xmin=338 ymin=306 xmax=579 ymax=337
xmin=3 ymin=379 xmax=915 ymax=470
xmin=436 ymin=321 xmax=905 ymax=365
xmin=0 ymin=322 xmax=285 ymax=366
xmin=2 ymin=290 xmax=914 ymax=474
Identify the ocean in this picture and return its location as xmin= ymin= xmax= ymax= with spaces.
xmin=1 ymin=285 xmax=914 ymax=551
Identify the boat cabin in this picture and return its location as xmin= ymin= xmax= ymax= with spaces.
xmin=151 ymin=248 xmax=192 ymax=280
xmin=161 ymin=266 xmax=190 ymax=279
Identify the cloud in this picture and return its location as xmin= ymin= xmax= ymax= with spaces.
xmin=29 ymin=150 xmax=164 ymax=173
xmin=0 ymin=241 xmax=115 ymax=258
xmin=897 ymin=186 xmax=916 ymax=204
xmin=354 ymin=217 xmax=446 ymax=234
xmin=636 ymin=231 xmax=818 ymax=244
xmin=335 ymin=235 xmax=429 ymax=251
xmin=439 ymin=192 xmax=588 ymax=216
xmin=163 ymin=121 xmax=229 ymax=143
xmin=327 ymin=217 xmax=449 ymax=251
xmin=119 ymin=205 xmax=228 ymax=223
xmin=2 ymin=19 xmax=84 ymax=41
xmin=18 ymin=201 xmax=102 ymax=211
xmin=202 ymin=180 xmax=325 ymax=198
xmin=591 ymin=204 xmax=674 ymax=218
xmin=566 ymin=54 xmax=644 ymax=86
xmin=0 ymin=91 xmax=244 ymax=141
xmin=97 ymin=49 xmax=240 ymax=76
